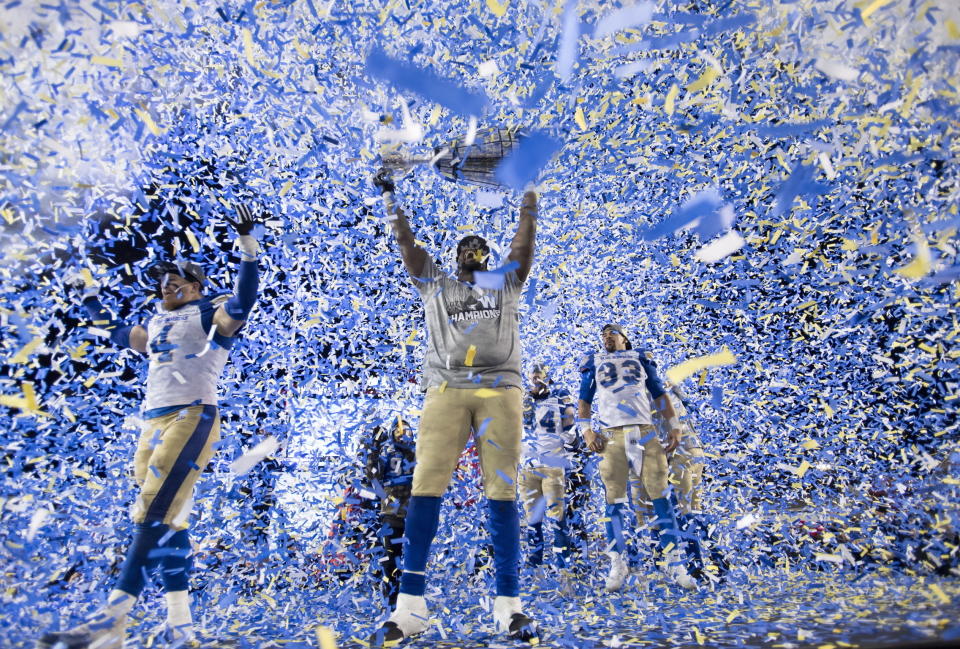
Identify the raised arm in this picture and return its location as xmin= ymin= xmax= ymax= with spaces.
xmin=374 ymin=168 xmax=428 ymax=278
xmin=507 ymin=190 xmax=537 ymax=283
xmin=80 ymin=284 xmax=148 ymax=354
xmin=213 ymin=204 xmax=261 ymax=337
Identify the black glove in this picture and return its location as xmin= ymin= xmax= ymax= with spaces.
xmin=373 ymin=168 xmax=396 ymax=195
xmin=226 ymin=203 xmax=258 ymax=235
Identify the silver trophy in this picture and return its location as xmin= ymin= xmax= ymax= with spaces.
xmin=381 ymin=126 xmax=525 ymax=188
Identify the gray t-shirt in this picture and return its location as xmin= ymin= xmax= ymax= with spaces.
xmin=413 ymin=256 xmax=523 ymax=390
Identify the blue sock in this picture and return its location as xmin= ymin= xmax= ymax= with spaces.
xmin=604 ymin=503 xmax=626 ymax=554
xmin=676 ymin=511 xmax=704 ymax=567
xmin=553 ymin=519 xmax=571 ymax=568
xmin=159 ymin=529 xmax=192 ymax=592
xmin=116 ymin=522 xmax=172 ymax=597
xmin=527 ymin=521 xmax=544 ymax=566
xmin=487 ymin=499 xmax=520 ymax=597
xmin=399 ymin=496 xmax=442 ymax=596
xmin=652 ymin=497 xmax=679 ymax=552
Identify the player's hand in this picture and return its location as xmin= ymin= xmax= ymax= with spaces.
xmin=373 ymin=168 xmax=396 ymax=195
xmin=584 ymin=427 xmax=606 ymax=453
xmin=226 ymin=203 xmax=258 ymax=236
xmin=665 ymin=427 xmax=682 ymax=454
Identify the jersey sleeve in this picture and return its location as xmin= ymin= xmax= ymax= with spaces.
xmin=578 ymin=353 xmax=597 ymax=403
xmin=411 ymin=256 xmax=442 ymax=292
xmin=637 ymin=350 xmax=666 ymax=399
xmin=201 ymin=297 xmax=237 ymax=349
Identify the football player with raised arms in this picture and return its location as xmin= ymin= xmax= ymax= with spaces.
xmin=37 ymin=205 xmax=262 ymax=649
xmin=369 ymin=168 xmax=538 ymax=644
xmin=578 ymin=324 xmax=697 ymax=591
xmin=519 ymin=363 xmax=576 ymax=582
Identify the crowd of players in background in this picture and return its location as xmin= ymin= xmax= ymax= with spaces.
xmin=188 ymin=367 xmax=957 ymax=605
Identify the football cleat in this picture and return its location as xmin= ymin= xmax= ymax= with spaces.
xmin=604 ymin=551 xmax=628 ymax=592
xmin=36 ymin=611 xmax=126 ymax=649
xmin=151 ymin=623 xmax=197 ymax=649
xmin=369 ymin=594 xmax=430 ymax=647
xmin=493 ymin=596 xmax=539 ymax=642
xmin=664 ymin=550 xmax=698 ymax=591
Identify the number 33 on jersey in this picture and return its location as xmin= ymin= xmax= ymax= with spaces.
xmin=580 ymin=349 xmax=666 ymax=429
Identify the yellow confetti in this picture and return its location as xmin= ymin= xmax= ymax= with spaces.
xmin=801 ymin=438 xmax=820 ymax=450
xmin=11 ymin=336 xmax=43 ymax=364
xmin=474 ymin=388 xmax=500 ymax=398
xmin=664 ymin=84 xmax=679 ymax=116
xmin=316 ymin=626 xmax=338 ymax=649
xmin=184 ymin=229 xmax=200 ymax=254
xmin=726 ymin=609 xmax=742 ymax=623
xmin=860 ymin=0 xmax=896 ymax=20
xmin=280 ymin=180 xmax=293 ymax=196
xmin=895 ymin=234 xmax=931 ymax=279
xmin=242 ymin=28 xmax=259 ymax=70
xmin=947 ymin=19 xmax=960 ymax=39
xmin=90 ymin=55 xmax=122 ymax=68
xmin=464 ymin=345 xmax=477 ymax=366
xmin=928 ymin=583 xmax=950 ymax=604
xmin=134 ymin=109 xmax=164 ymax=136
xmin=686 ymin=68 xmax=719 ymax=94
xmin=665 ymin=346 xmax=737 ymax=384
xmin=0 ymin=382 xmax=48 ymax=416
xmin=796 ymin=460 xmax=811 ymax=477
xmin=486 ymin=0 xmax=508 ymax=17
xmin=574 ymin=106 xmax=588 ymax=130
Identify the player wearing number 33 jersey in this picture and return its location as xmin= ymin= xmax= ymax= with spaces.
xmin=577 ymin=324 xmax=697 ymax=592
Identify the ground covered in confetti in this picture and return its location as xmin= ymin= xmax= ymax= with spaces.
xmin=7 ymin=542 xmax=960 ymax=648
xmin=2 ymin=0 xmax=959 ymax=647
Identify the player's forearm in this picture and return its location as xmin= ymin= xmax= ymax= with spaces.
xmin=225 ymin=236 xmax=260 ymax=321
xmin=655 ymin=395 xmax=679 ymax=426
xmin=508 ymin=191 xmax=537 ymax=273
xmin=576 ymin=400 xmax=592 ymax=423
xmin=386 ymin=199 xmax=427 ymax=275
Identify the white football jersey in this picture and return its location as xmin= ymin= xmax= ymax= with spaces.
xmin=143 ymin=297 xmax=233 ymax=413
xmin=581 ymin=349 xmax=665 ymax=429
xmin=522 ymin=389 xmax=575 ymax=467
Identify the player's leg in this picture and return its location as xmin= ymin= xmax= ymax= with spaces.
xmin=541 ymin=467 xmax=569 ymax=567
xmin=598 ymin=427 xmax=630 ymax=592
xmin=38 ymin=406 xmax=220 ymax=649
xmin=374 ymin=387 xmax=471 ymax=644
xmin=473 ymin=387 xmax=537 ymax=641
xmin=137 ymin=406 xmax=220 ymax=643
xmin=519 ymin=468 xmax=546 ymax=567
xmin=633 ymin=428 xmax=695 ymax=589
xmin=159 ymin=527 xmax=193 ymax=638
xmin=628 ymin=470 xmax=657 ymax=570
